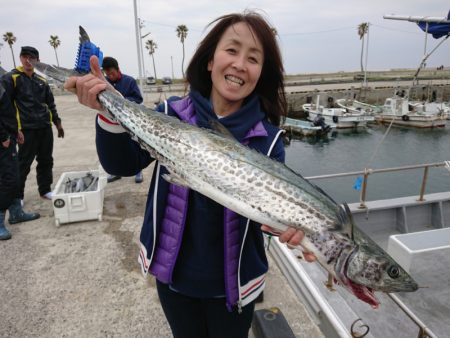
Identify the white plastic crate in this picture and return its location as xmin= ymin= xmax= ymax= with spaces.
xmin=387 ymin=228 xmax=450 ymax=272
xmin=52 ymin=169 xmax=107 ymax=226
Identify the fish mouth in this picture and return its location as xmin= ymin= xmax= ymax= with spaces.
xmin=337 ymin=248 xmax=380 ymax=308
xmin=345 ymin=278 xmax=379 ymax=309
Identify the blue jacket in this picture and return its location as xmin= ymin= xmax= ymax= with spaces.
xmin=95 ymin=91 xmax=285 ymax=310
xmin=106 ymin=73 xmax=143 ymax=104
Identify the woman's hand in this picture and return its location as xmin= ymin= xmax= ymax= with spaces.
xmin=261 ymin=224 xmax=317 ymax=262
xmin=64 ymin=55 xmax=114 ymax=111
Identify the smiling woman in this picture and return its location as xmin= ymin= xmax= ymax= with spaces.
xmin=207 ymin=22 xmax=264 ymax=116
xmin=63 ymin=10 xmax=307 ymax=338
xmin=187 ymin=11 xmax=287 ymax=126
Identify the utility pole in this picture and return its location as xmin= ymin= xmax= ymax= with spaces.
xmin=171 ymin=56 xmax=174 ymax=79
xmin=0 ymin=42 xmax=3 ymax=66
xmin=140 ymin=19 xmax=150 ymax=78
xmin=133 ymin=0 xmax=143 ymax=88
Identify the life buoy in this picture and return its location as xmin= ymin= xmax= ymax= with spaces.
xmin=332 ymin=116 xmax=339 ymax=123
xmin=402 ymin=115 xmax=410 ymax=122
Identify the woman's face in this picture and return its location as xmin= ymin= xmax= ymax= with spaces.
xmin=208 ymin=22 xmax=264 ymax=113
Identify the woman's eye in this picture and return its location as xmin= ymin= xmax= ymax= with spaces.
xmin=227 ymin=48 xmax=236 ymax=54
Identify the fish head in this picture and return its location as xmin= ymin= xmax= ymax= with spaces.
xmin=346 ymin=243 xmax=418 ymax=292
xmin=334 ymin=246 xmax=381 ymax=308
xmin=334 ymin=208 xmax=418 ymax=307
xmin=334 ymin=242 xmax=418 ymax=308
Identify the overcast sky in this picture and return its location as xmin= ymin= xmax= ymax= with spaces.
xmin=1 ymin=0 xmax=449 ymax=79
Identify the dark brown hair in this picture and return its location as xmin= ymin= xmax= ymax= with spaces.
xmin=102 ymin=56 xmax=119 ymax=71
xmin=186 ymin=11 xmax=287 ymax=126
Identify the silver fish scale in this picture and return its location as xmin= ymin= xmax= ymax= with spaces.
xmin=100 ymin=91 xmax=342 ymax=234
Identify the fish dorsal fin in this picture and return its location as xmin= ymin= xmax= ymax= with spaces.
xmin=208 ymin=119 xmax=236 ymax=141
xmin=337 ymin=202 xmax=355 ymax=239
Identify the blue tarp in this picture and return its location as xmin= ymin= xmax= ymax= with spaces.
xmin=417 ymin=10 xmax=450 ymax=38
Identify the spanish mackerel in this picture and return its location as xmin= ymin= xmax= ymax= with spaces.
xmin=35 ymin=61 xmax=418 ymax=308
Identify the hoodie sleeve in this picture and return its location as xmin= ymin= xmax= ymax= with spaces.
xmin=95 ymin=117 xmax=153 ymax=176
xmin=45 ymin=83 xmax=61 ymax=125
xmin=123 ymin=78 xmax=143 ymax=104
xmin=0 ymin=94 xmax=10 ymax=143
xmin=0 ymin=75 xmax=16 ymax=142
xmin=269 ymin=133 xmax=286 ymax=163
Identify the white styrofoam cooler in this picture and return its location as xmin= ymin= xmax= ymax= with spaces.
xmin=52 ymin=169 xmax=107 ymax=226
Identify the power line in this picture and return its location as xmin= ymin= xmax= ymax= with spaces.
xmin=370 ymin=23 xmax=422 ymax=35
xmin=141 ymin=19 xmax=203 ymax=33
xmin=280 ymin=26 xmax=355 ymax=36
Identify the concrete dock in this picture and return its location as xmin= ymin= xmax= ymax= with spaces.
xmin=0 ymin=94 xmax=323 ymax=338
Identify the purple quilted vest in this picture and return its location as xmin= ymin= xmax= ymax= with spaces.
xmin=149 ymin=97 xmax=264 ymax=307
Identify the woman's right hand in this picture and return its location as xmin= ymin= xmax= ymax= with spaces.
xmin=64 ymin=55 xmax=114 ymax=111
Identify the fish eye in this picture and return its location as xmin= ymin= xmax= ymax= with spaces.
xmin=387 ymin=265 xmax=400 ymax=279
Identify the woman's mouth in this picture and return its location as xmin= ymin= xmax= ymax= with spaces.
xmin=225 ymin=75 xmax=244 ymax=87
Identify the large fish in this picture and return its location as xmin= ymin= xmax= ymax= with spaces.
xmin=35 ymin=61 xmax=418 ymax=308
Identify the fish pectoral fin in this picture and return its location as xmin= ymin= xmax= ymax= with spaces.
xmin=161 ymin=173 xmax=190 ymax=187
xmin=324 ymin=273 xmax=336 ymax=291
xmin=208 ymin=119 xmax=236 ymax=140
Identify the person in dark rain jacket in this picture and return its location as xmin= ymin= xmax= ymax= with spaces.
xmin=1 ymin=46 xmax=64 ymax=203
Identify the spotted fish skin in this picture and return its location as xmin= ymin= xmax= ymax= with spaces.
xmin=34 ymin=61 xmax=418 ymax=307
xmin=99 ymin=91 xmax=343 ymax=234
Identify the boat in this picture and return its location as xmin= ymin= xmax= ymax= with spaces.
xmin=409 ymin=100 xmax=450 ymax=120
xmin=336 ymin=98 xmax=382 ymax=115
xmin=303 ymin=95 xmax=375 ymax=129
xmin=376 ymin=96 xmax=447 ymax=128
xmin=270 ymin=161 xmax=450 ymax=338
xmin=282 ymin=117 xmax=335 ymax=137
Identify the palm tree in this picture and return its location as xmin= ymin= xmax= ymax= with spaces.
xmin=176 ymin=25 xmax=188 ymax=78
xmin=49 ymin=35 xmax=61 ymax=66
xmin=3 ymin=32 xmax=17 ymax=67
xmin=145 ymin=39 xmax=158 ymax=81
xmin=357 ymin=23 xmax=369 ymax=74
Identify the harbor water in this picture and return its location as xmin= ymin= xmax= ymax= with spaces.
xmin=284 ymin=123 xmax=450 ymax=204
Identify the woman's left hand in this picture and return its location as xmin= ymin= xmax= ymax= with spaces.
xmin=261 ymin=224 xmax=317 ymax=262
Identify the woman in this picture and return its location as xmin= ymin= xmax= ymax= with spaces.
xmin=65 ymin=11 xmax=315 ymax=338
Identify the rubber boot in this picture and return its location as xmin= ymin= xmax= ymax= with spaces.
xmin=0 ymin=210 xmax=12 ymax=240
xmin=8 ymin=199 xmax=40 ymax=224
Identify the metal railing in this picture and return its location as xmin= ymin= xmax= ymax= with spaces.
xmin=305 ymin=161 xmax=449 ymax=209
xmin=302 ymin=160 xmax=450 ymax=338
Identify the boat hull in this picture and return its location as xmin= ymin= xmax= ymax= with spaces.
xmin=306 ymin=109 xmax=374 ymax=129
xmin=282 ymin=117 xmax=333 ymax=136
xmin=375 ymin=115 xmax=446 ymax=128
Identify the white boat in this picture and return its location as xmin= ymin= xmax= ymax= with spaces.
xmin=282 ymin=117 xmax=335 ymax=137
xmin=336 ymin=98 xmax=382 ymax=115
xmin=303 ymin=96 xmax=375 ymax=129
xmin=376 ymin=96 xmax=447 ymax=128
xmin=409 ymin=100 xmax=450 ymax=120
